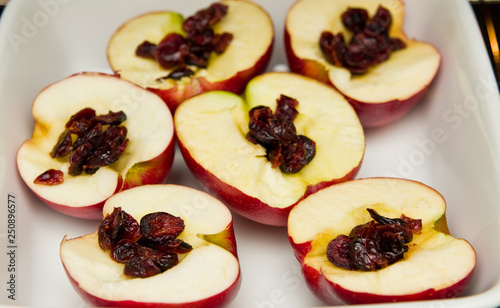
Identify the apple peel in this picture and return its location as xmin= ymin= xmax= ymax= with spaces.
xmin=287 ymin=177 xmax=477 ymax=305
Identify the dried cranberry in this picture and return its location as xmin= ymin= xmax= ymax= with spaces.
xmin=102 ymin=126 xmax=128 ymax=148
xmin=152 ymin=251 xmax=179 ymax=272
xmin=140 ymin=212 xmax=185 ymax=242
xmin=98 ymin=207 xmax=141 ymax=251
xmin=85 ymin=131 xmax=128 ymax=172
xmin=138 ymin=246 xmax=179 ymax=272
xmin=51 ymin=129 xmax=73 ymax=158
xmin=371 ymin=6 xmax=392 ymax=31
xmin=123 ymin=248 xmax=178 ymax=278
xmin=279 ymin=135 xmax=316 ymax=174
xmin=247 ymin=103 xmax=298 ymax=146
xmin=247 ymin=95 xmax=316 ymax=174
xmin=319 ymin=31 xmax=346 ymax=67
xmin=135 ymin=41 xmax=157 ymax=59
xmin=82 ymin=122 xmax=103 ymax=147
xmin=271 ymin=117 xmax=297 ymax=144
xmin=320 ymin=5 xmax=406 ymax=74
xmin=111 ymin=239 xmax=139 ymax=263
xmin=367 ymin=208 xmax=415 ymax=243
xmin=66 ymin=107 xmax=96 ymax=136
xmin=33 ymin=169 xmax=64 ymax=185
xmin=275 ymin=95 xmax=299 ymax=121
xmin=401 ymin=213 xmax=423 ymax=234
xmin=183 ymin=3 xmax=228 ymax=36
xmin=153 ymin=238 xmax=194 ymax=254
xmin=349 ymin=237 xmax=384 ymax=271
xmin=66 ymin=107 xmax=96 ymax=126
xmin=94 ymin=110 xmax=127 ymax=126
xmin=326 ymin=208 xmax=422 ymax=271
xmin=247 ymin=106 xmax=276 ymax=146
xmin=98 ymin=207 xmax=123 ymax=251
xmin=68 ymin=142 xmax=93 ymax=176
xmin=154 ymin=33 xmax=190 ymax=69
xmin=342 ymin=8 xmax=369 ymax=33
xmin=212 ymin=32 xmax=233 ymax=54
xmin=326 ymin=234 xmax=357 ymax=271
xmin=190 ymin=28 xmax=216 ymax=46
xmin=123 ymin=255 xmax=162 ymax=278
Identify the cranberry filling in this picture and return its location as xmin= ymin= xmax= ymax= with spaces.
xmin=326 ymin=208 xmax=422 ymax=271
xmin=34 ymin=108 xmax=128 ymax=185
xmin=135 ymin=3 xmax=233 ymax=80
xmin=98 ymin=207 xmax=193 ymax=278
xmin=319 ymin=5 xmax=406 ymax=74
xmin=246 ymin=95 xmax=316 ymax=174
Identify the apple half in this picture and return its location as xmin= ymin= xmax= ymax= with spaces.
xmin=60 ymin=184 xmax=241 ymax=307
xmin=174 ymin=72 xmax=365 ymax=226
xmin=285 ymin=0 xmax=441 ymax=127
xmin=107 ymin=0 xmax=274 ymax=113
xmin=287 ymin=177 xmax=476 ymax=305
xmin=16 ymin=72 xmax=175 ymax=219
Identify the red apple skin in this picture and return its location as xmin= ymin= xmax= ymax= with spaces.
xmin=285 ymin=30 xmax=330 ymax=85
xmin=344 ymin=87 xmax=429 ymax=128
xmin=287 ymin=179 xmax=476 ymax=305
xmin=61 ymin=219 xmax=241 ymax=308
xmin=20 ymin=134 xmax=175 ymax=220
xmin=288 ymin=237 xmax=311 ymax=265
xmin=284 ymin=28 xmax=440 ymax=128
xmin=24 ymin=183 xmax=119 ymax=220
xmin=301 ymin=262 xmax=475 ymax=305
xmin=63 ymin=266 xmax=241 ymax=308
xmin=177 ymin=137 xmax=362 ymax=226
xmin=147 ymin=43 xmax=274 ymax=114
xmin=121 ymin=137 xmax=176 ymax=190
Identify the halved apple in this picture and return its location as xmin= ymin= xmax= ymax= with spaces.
xmin=16 ymin=72 xmax=175 ymax=219
xmin=107 ymin=0 xmax=274 ymax=113
xmin=60 ymin=184 xmax=241 ymax=307
xmin=287 ymin=177 xmax=476 ymax=304
xmin=174 ymin=72 xmax=365 ymax=226
xmin=285 ymin=0 xmax=441 ymax=127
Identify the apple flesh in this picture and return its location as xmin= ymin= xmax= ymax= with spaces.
xmin=287 ymin=177 xmax=476 ymax=305
xmin=174 ymin=72 xmax=365 ymax=226
xmin=285 ymin=0 xmax=441 ymax=127
xmin=60 ymin=184 xmax=241 ymax=308
xmin=16 ymin=72 xmax=175 ymax=219
xmin=107 ymin=0 xmax=274 ymax=113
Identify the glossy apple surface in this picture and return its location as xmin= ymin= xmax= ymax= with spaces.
xmin=107 ymin=0 xmax=274 ymax=113
xmin=285 ymin=0 xmax=441 ymax=127
xmin=16 ymin=72 xmax=175 ymax=219
xmin=287 ymin=177 xmax=476 ymax=305
xmin=175 ymin=72 xmax=365 ymax=226
xmin=60 ymin=184 xmax=241 ymax=308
